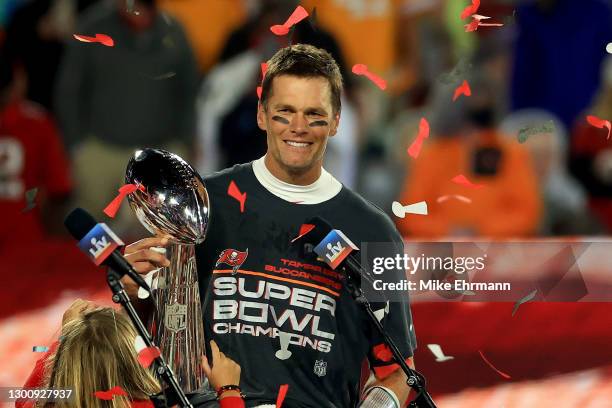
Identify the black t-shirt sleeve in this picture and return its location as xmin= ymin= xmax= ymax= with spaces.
xmin=365 ymin=224 xmax=417 ymax=378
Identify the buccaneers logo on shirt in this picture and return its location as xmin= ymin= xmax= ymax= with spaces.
xmin=215 ymin=248 xmax=248 ymax=274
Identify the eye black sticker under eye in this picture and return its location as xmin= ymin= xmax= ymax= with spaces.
xmin=272 ymin=116 xmax=290 ymax=125
xmin=308 ymin=120 xmax=328 ymax=127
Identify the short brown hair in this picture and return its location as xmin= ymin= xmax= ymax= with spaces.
xmin=260 ymin=44 xmax=343 ymax=114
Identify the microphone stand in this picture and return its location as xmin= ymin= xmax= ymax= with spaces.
xmin=106 ymin=269 xmax=193 ymax=408
xmin=341 ymin=260 xmax=437 ymax=408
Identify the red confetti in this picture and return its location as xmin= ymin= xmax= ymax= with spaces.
xmin=586 ymin=115 xmax=611 ymax=139
xmin=94 ymin=386 xmax=128 ymax=400
xmin=270 ymin=6 xmax=309 ymax=36
xmin=291 ymin=223 xmax=315 ymax=243
xmin=257 ymin=62 xmax=268 ymax=99
xmin=228 ymin=181 xmax=247 ymax=213
xmin=453 ymin=80 xmax=472 ymax=102
xmin=460 ymin=0 xmax=480 ymax=19
xmin=73 ymin=33 xmax=114 ymax=47
xmin=464 ymin=15 xmax=503 ymax=32
xmin=137 ymin=346 xmax=161 ymax=368
xmin=452 ymin=174 xmax=485 ymax=189
xmin=103 ymin=183 xmax=145 ymax=218
xmin=478 ymin=350 xmax=512 ymax=379
xmin=407 ymin=118 xmax=430 ymax=159
xmin=276 ymin=384 xmax=289 ymax=408
xmin=352 ymin=64 xmax=387 ymax=90
xmin=372 ymin=344 xmax=394 ymax=362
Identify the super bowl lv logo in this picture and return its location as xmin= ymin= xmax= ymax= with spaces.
xmin=216 ymin=248 xmax=249 ymax=275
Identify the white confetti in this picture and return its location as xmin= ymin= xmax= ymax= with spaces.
xmin=512 ymin=289 xmax=538 ymax=316
xmin=392 ymin=201 xmax=428 ymax=218
xmin=427 ymin=344 xmax=455 ymax=362
xmin=134 ymin=335 xmax=147 ymax=353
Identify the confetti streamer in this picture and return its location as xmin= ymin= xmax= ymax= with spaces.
xmin=464 ymin=15 xmax=503 ymax=32
xmin=586 ymin=115 xmax=611 ymax=139
xmin=270 ymin=5 xmax=309 ymax=36
xmin=276 ymin=384 xmax=289 ymax=408
xmin=291 ymin=223 xmax=315 ymax=243
xmin=392 ymin=201 xmax=428 ymax=218
xmin=452 ymin=80 xmax=472 ymax=102
xmin=228 ymin=181 xmax=247 ymax=213
xmin=478 ymin=350 xmax=511 ymax=379
xmin=94 ymin=386 xmax=128 ymax=400
xmin=512 ymin=289 xmax=538 ymax=316
xmin=73 ymin=33 xmax=114 ymax=47
xmin=427 ymin=344 xmax=454 ymax=362
xmin=460 ymin=0 xmax=480 ymax=19
xmin=22 ymin=187 xmax=38 ymax=212
xmin=352 ymin=64 xmax=387 ymax=90
xmin=149 ymin=72 xmax=176 ymax=80
xmin=452 ymin=174 xmax=485 ymax=189
xmin=32 ymin=346 xmax=49 ymax=352
xmin=437 ymin=194 xmax=472 ymax=204
xmin=103 ymin=183 xmax=145 ymax=218
xmin=137 ymin=346 xmax=161 ymax=368
xmin=406 ymin=118 xmax=430 ymax=158
xmin=257 ymin=62 xmax=268 ymax=99
xmin=517 ymin=120 xmax=555 ymax=143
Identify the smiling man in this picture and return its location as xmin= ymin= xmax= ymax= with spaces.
xmin=124 ymin=44 xmax=417 ymax=407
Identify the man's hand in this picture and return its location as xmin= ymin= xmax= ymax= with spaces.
xmin=201 ymin=340 xmax=242 ymax=395
xmin=121 ymin=237 xmax=171 ymax=298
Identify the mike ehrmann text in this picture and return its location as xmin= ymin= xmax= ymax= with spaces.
xmin=372 ymin=279 xmax=512 ymax=292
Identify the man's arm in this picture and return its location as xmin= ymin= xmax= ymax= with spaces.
xmin=366 ymin=357 xmax=415 ymax=406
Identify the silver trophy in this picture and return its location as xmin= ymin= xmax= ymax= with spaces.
xmin=125 ymin=148 xmax=210 ymax=393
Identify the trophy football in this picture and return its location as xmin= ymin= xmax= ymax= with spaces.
xmin=125 ymin=148 xmax=210 ymax=393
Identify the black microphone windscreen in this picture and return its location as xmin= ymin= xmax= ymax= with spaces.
xmin=64 ymin=207 xmax=98 ymax=240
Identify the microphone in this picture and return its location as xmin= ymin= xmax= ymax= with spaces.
xmin=297 ymin=216 xmax=373 ymax=285
xmin=64 ymin=207 xmax=151 ymax=293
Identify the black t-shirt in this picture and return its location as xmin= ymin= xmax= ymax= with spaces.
xmin=196 ymin=163 xmax=416 ymax=408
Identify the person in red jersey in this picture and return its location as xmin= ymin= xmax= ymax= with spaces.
xmin=0 ymin=52 xmax=72 ymax=246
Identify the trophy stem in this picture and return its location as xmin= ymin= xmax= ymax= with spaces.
xmin=150 ymin=243 xmax=209 ymax=393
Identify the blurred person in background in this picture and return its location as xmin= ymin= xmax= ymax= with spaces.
xmin=395 ymin=73 xmax=542 ymax=238
xmin=570 ymin=55 xmax=612 ymax=233
xmin=0 ymin=51 xmax=72 ymax=247
xmin=17 ymin=299 xmax=245 ymax=408
xmin=54 ymin=0 xmax=198 ymax=221
xmin=196 ymin=0 xmax=359 ymax=187
xmin=3 ymin=0 xmax=99 ymax=110
xmin=501 ymin=109 xmax=603 ymax=235
xmin=510 ymin=0 xmax=612 ymax=130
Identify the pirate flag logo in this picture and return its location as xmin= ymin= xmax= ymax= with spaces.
xmin=216 ymin=248 xmax=248 ymax=275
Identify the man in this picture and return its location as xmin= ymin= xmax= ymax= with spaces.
xmin=54 ymin=0 xmax=198 ymax=219
xmin=124 ymin=44 xmax=416 ymax=407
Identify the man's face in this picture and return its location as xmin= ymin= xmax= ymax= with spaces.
xmin=257 ymin=75 xmax=339 ymax=181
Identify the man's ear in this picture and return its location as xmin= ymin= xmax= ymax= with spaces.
xmin=257 ymin=101 xmax=267 ymax=131
xmin=329 ymin=111 xmax=341 ymax=136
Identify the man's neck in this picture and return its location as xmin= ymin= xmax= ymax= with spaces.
xmin=264 ymin=155 xmax=322 ymax=186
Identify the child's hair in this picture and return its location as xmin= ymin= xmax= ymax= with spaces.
xmin=42 ymin=307 xmax=161 ymax=408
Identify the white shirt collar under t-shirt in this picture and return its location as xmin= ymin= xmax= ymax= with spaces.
xmin=252 ymin=156 xmax=342 ymax=204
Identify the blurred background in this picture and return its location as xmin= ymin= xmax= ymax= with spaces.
xmin=1 ymin=0 xmax=612 ymax=406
